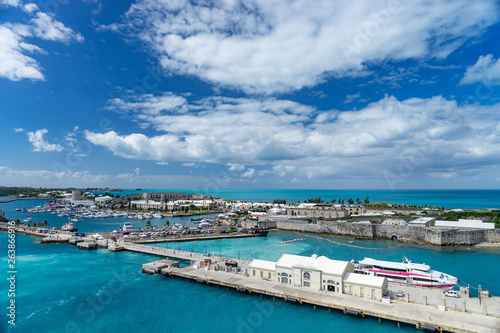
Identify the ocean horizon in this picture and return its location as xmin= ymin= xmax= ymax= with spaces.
xmin=91 ymin=189 xmax=500 ymax=209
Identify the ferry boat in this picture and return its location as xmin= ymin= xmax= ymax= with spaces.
xmin=353 ymin=257 xmax=458 ymax=288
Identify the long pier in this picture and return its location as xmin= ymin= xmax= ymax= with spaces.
xmin=131 ymin=233 xmax=258 ymax=244
xmin=120 ymin=242 xmax=500 ymax=333
xmin=122 ymin=242 xmax=251 ymax=267
xmin=161 ymin=266 xmax=500 ymax=333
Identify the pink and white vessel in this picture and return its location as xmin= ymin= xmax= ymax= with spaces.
xmin=353 ymin=257 xmax=458 ymax=288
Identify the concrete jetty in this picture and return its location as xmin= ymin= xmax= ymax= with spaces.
xmin=123 ymin=243 xmax=500 ymax=333
xmin=122 ymin=243 xmax=250 ymax=267
xmin=160 ymin=265 xmax=500 ymax=333
xmin=77 ymin=242 xmax=98 ymax=250
xmin=131 ymin=233 xmax=258 ymax=244
xmin=142 ymin=259 xmax=180 ymax=274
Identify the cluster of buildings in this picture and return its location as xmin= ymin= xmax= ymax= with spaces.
xmin=285 ymin=203 xmax=366 ymax=219
xmin=249 ymin=254 xmax=388 ymax=300
xmin=405 ymin=217 xmax=495 ymax=229
xmin=129 ymin=192 xmax=215 ymax=211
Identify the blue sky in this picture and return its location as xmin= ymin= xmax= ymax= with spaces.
xmin=1 ymin=0 xmax=500 ymax=190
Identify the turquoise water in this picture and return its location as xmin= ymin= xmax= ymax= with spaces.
xmin=1 ymin=231 xmax=499 ymax=333
xmin=91 ymin=189 xmax=500 ymax=209
xmin=1 ymin=190 xmax=500 ymax=332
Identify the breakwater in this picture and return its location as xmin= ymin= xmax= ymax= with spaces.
xmin=276 ymin=220 xmax=500 ymax=246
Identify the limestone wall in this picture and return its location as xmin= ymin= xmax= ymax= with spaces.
xmin=276 ymin=220 xmax=500 ymax=246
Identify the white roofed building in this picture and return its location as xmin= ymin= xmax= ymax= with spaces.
xmin=95 ymin=195 xmax=113 ymax=204
xmin=249 ymin=259 xmax=276 ymax=281
xmin=343 ymin=272 xmax=388 ymax=300
xmin=434 ymin=219 xmax=495 ymax=229
xmin=275 ymin=254 xmax=354 ymax=293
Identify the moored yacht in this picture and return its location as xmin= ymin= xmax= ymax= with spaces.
xmin=122 ymin=222 xmax=134 ymax=233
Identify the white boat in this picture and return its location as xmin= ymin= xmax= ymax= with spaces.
xmin=143 ymin=213 xmax=153 ymax=219
xmin=152 ymin=213 xmax=163 ymax=218
xmin=353 ymin=257 xmax=458 ymax=288
xmin=61 ymin=222 xmax=76 ymax=232
xmin=122 ymin=222 xmax=134 ymax=233
xmin=136 ymin=214 xmax=145 ymax=220
xmin=23 ymin=217 xmax=32 ymax=223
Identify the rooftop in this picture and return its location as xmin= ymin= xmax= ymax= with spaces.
xmin=276 ymin=254 xmax=350 ymax=276
xmin=343 ymin=272 xmax=386 ymax=288
xmin=249 ymin=259 xmax=276 ymax=271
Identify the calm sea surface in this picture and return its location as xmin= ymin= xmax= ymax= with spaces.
xmin=93 ymin=189 xmax=500 ymax=209
xmin=1 ymin=190 xmax=499 ymax=332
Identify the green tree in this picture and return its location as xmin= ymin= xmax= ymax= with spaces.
xmin=364 ymin=196 xmax=370 ymax=204
xmin=331 ymin=199 xmax=336 ymax=204
xmin=145 ymin=220 xmax=152 ymax=230
xmin=305 ymin=197 xmax=323 ymax=204
xmin=356 ymin=198 xmax=361 ymax=204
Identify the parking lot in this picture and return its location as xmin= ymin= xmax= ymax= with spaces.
xmin=388 ymin=283 xmax=500 ymax=316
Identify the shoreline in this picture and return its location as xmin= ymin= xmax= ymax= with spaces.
xmin=474 ymin=242 xmax=500 ymax=248
xmin=3 ymin=223 xmax=500 ymax=249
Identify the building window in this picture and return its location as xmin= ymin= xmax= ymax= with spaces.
xmin=260 ymin=271 xmax=263 ymax=278
xmin=252 ymin=270 xmax=255 ymax=276
xmin=360 ymin=287 xmax=364 ymax=297
xmin=349 ymin=286 xmax=353 ymax=295
xmin=303 ymin=272 xmax=310 ymax=280
xmin=268 ymin=272 xmax=271 ymax=279
xmin=372 ymin=289 xmax=376 ymax=298
xmin=303 ymin=281 xmax=310 ymax=287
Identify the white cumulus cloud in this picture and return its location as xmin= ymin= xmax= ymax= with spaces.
xmin=0 ymin=24 xmax=45 ymax=81
xmin=117 ymin=0 xmax=499 ymax=94
xmin=30 ymin=12 xmax=84 ymax=43
xmin=85 ymin=92 xmax=500 ymax=183
xmin=0 ymin=0 xmax=20 ymax=7
xmin=27 ymin=129 xmax=64 ymax=152
xmin=0 ymin=8 xmax=84 ymax=81
xmin=460 ymin=54 xmax=500 ymax=86
xmin=242 ymin=168 xmax=255 ymax=178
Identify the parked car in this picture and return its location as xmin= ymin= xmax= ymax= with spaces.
xmin=444 ymin=290 xmax=459 ymax=298
xmin=225 ymin=260 xmax=238 ymax=267
xmin=396 ymin=290 xmax=405 ymax=297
